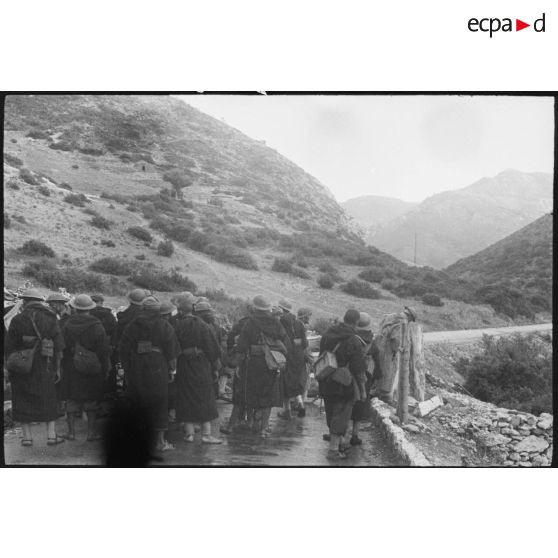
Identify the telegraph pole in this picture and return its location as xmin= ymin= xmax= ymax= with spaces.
xmin=414 ymin=232 xmax=417 ymax=266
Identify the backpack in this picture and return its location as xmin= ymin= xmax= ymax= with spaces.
xmin=6 ymin=312 xmax=50 ymax=375
xmin=259 ymin=332 xmax=287 ymax=372
xmin=73 ymin=326 xmax=102 ymax=376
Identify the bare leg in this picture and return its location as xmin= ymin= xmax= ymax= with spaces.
xmin=156 ymin=430 xmax=174 ymax=451
xmin=184 ymin=422 xmax=195 ymax=442
xmin=218 ymin=375 xmax=228 ymax=396
xmin=328 ymin=433 xmax=346 ymax=459
xmin=295 ymin=394 xmax=306 ymax=417
xmin=86 ymin=411 xmax=101 ymax=441
xmin=66 ymin=413 xmax=76 ymax=439
xmin=202 ymin=421 xmax=222 ymax=444
xmin=260 ymin=407 xmax=272 ymax=437
xmin=22 ymin=423 xmax=33 ymax=443
xmin=220 ymin=405 xmax=240 ymax=434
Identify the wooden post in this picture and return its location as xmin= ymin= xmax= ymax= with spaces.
xmin=397 ymin=320 xmax=410 ymax=424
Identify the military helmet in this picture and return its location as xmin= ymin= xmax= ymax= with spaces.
xmin=70 ymin=294 xmax=96 ymax=311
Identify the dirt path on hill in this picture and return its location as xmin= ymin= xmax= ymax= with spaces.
xmin=423 ymin=322 xmax=552 ymax=344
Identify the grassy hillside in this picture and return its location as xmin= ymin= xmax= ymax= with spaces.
xmin=3 ymin=95 xmax=542 ymax=327
xmin=446 ymin=214 xmax=553 ymax=318
xmin=367 ymin=170 xmax=553 ymax=268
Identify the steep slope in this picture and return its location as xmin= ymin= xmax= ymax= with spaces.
xmin=341 ymin=195 xmax=418 ymax=229
xmin=446 ymin=213 xmax=553 ymax=315
xmin=2 ymin=94 xmax=537 ymax=327
xmin=367 ymin=170 xmax=553 ymax=268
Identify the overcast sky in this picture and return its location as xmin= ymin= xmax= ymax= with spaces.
xmin=178 ymin=95 xmax=554 ymax=203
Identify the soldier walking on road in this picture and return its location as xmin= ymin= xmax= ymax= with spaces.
xmin=119 ymin=296 xmax=179 ymax=452
xmin=5 ymin=289 xmax=65 ymax=447
xmin=60 ymin=294 xmax=111 ymax=441
xmin=236 ymin=295 xmax=290 ymax=438
xmin=174 ymin=293 xmax=222 ymax=444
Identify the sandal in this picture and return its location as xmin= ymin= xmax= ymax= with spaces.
xmin=202 ymin=435 xmax=223 ymax=444
xmin=21 ymin=439 xmax=33 ymax=447
xmin=47 ymin=436 xmax=65 ymax=446
xmin=156 ymin=441 xmax=175 ymax=452
xmin=184 ymin=434 xmax=195 ymax=443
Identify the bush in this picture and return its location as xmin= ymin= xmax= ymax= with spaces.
xmin=157 ymin=240 xmax=174 ymax=257
xmin=49 ymin=141 xmax=73 ymax=151
xmin=7 ymin=178 xmax=20 ymax=190
xmin=317 ymin=273 xmax=335 ymax=289
xmin=4 ymin=212 xmax=11 ymax=229
xmin=37 ymin=185 xmax=51 ymax=197
xmin=318 ymin=262 xmax=337 ymax=274
xmin=380 ymin=278 xmax=397 ymax=291
xmin=4 ymin=153 xmax=23 ymax=167
xmin=394 ymin=281 xmax=429 ymax=298
xmin=23 ymin=259 xmax=104 ymax=292
xmin=215 ymin=247 xmax=258 ymax=270
xmin=89 ymin=257 xmax=132 ymax=275
xmin=12 ymin=214 xmax=26 ymax=224
xmin=26 ymin=129 xmax=51 ymax=140
xmin=135 ymin=254 xmax=146 ymax=260
xmin=358 ymin=268 xmax=384 ymax=283
xmin=100 ymin=239 xmax=116 ymax=248
xmin=82 ymin=207 xmax=100 ymax=216
xmin=291 ymin=266 xmax=311 ymax=279
xmin=19 ymin=239 xmax=56 ymax=258
xmin=72 ymin=164 xmax=79 ymax=169
xmin=458 ymin=334 xmax=552 ymax=414
xmin=59 ymin=182 xmax=73 ymax=191
xmin=475 ymin=284 xmax=535 ymax=319
xmin=64 ymin=193 xmax=90 ymax=207
xmin=127 ymin=226 xmax=153 ymax=242
xmin=208 ymin=197 xmax=224 ymax=208
xmin=129 ymin=266 xmax=197 ymax=292
xmin=90 ymin=215 xmax=112 ymax=230
xmin=19 ymin=168 xmax=39 ymax=185
xmin=272 ymin=257 xmax=293 ymax=273
xmin=78 ymin=146 xmax=104 ymax=156
xmin=10 ymin=138 xmax=17 ymax=144
xmin=291 ymin=254 xmax=309 ymax=268
xmin=342 ymin=279 xmax=381 ymax=299
xmin=422 ymin=293 xmax=444 ymax=307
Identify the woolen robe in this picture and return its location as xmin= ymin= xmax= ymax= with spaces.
xmin=5 ymin=302 xmax=64 ymax=423
xmin=236 ymin=313 xmax=290 ymax=409
xmin=319 ymin=323 xmax=367 ymax=435
xmin=174 ymin=314 xmax=220 ymax=423
xmin=280 ymin=313 xmax=309 ymax=399
xmin=61 ymin=313 xmax=110 ymax=404
xmin=120 ymin=314 xmax=178 ymax=431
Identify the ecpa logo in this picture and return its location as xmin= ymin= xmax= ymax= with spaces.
xmin=468 ymin=13 xmax=546 ymax=37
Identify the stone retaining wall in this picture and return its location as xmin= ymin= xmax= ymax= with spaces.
xmin=440 ymin=408 xmax=553 ymax=467
xmin=370 ymin=398 xmax=431 ymax=466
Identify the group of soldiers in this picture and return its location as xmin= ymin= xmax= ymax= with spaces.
xmin=5 ymin=284 xmax=421 ymax=459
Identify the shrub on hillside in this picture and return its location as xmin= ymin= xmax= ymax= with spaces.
xmin=64 ymin=193 xmax=90 ymax=207
xmin=100 ymin=239 xmax=116 ymax=248
xmin=157 ymin=240 xmax=174 ymax=257
xmin=26 ymin=129 xmax=51 ymax=140
xmin=475 ymin=284 xmax=535 ymax=319
xmin=215 ymin=247 xmax=258 ymax=270
xmin=422 ymin=293 xmax=444 ymax=307
xmin=19 ymin=239 xmax=56 ymax=258
xmin=394 ymin=281 xmax=429 ymax=298
xmin=135 ymin=254 xmax=146 ymax=260
xmin=37 ymin=185 xmax=51 ymax=197
xmin=78 ymin=146 xmax=104 ymax=156
xmin=49 ymin=141 xmax=73 ymax=151
xmin=291 ymin=254 xmax=309 ymax=268
xmin=19 ymin=168 xmax=40 ymax=185
xmin=272 ymin=257 xmax=293 ymax=273
xmin=100 ymin=191 xmax=128 ymax=204
xmin=82 ymin=207 xmax=100 ymax=217
xmin=72 ymin=164 xmax=79 ymax=169
xmin=90 ymin=215 xmax=112 ymax=230
xmin=317 ymin=273 xmax=335 ymax=289
xmin=7 ymin=178 xmax=20 ymax=190
xmin=457 ymin=334 xmax=552 ymax=414
xmin=129 ymin=266 xmax=197 ymax=292
xmin=291 ymin=266 xmax=311 ymax=279
xmin=23 ymin=259 xmax=104 ymax=292
xmin=208 ymin=197 xmax=224 ymax=208
xmin=380 ymin=278 xmax=397 ymax=291
xmin=10 ymin=138 xmax=17 ymax=144
xmin=4 ymin=213 xmax=11 ymax=229
xmin=4 ymin=153 xmax=23 ymax=167
xmin=127 ymin=226 xmax=152 ymax=242
xmin=89 ymin=257 xmax=132 ymax=275
xmin=342 ymin=279 xmax=381 ymax=299
xmin=318 ymin=262 xmax=338 ymax=274
xmin=59 ymin=182 xmax=73 ymax=191
xmin=358 ymin=268 xmax=384 ymax=283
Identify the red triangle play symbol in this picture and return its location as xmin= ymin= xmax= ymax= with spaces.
xmin=516 ymin=19 xmax=530 ymax=31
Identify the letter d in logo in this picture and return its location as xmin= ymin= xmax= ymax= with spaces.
xmin=534 ymin=13 xmax=546 ymax=32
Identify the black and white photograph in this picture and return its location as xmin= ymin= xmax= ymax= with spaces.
xmin=2 ymin=93 xmax=554 ymax=467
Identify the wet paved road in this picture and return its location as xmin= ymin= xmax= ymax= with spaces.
xmin=4 ymin=401 xmax=403 ymax=466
